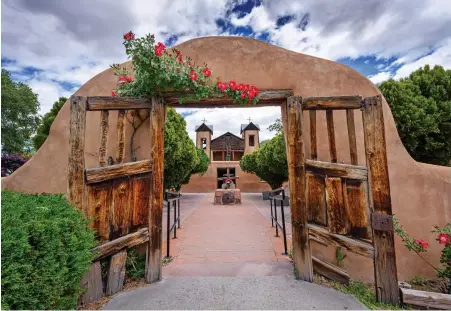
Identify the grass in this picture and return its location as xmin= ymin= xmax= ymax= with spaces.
xmin=331 ymin=281 xmax=409 ymax=310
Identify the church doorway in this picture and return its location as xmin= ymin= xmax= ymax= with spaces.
xmin=217 ymin=167 xmax=236 ymax=188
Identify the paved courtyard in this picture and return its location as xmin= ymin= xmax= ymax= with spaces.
xmin=105 ymin=193 xmax=366 ymax=310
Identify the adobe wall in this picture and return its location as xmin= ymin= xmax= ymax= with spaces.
xmin=2 ymin=36 xmax=450 ymax=282
xmin=181 ymin=161 xmax=271 ymax=193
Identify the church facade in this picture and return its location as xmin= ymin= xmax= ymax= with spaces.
xmin=181 ymin=121 xmax=271 ymax=193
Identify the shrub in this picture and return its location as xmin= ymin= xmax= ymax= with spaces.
xmin=1 ymin=153 xmax=30 ymax=177
xmin=1 ymin=190 xmax=95 ymax=309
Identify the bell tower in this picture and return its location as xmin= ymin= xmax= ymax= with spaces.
xmin=241 ymin=118 xmax=260 ymax=154
xmin=195 ymin=119 xmax=213 ymax=159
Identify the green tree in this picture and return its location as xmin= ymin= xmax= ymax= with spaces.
xmin=240 ymin=133 xmax=288 ymax=189
xmin=1 ymin=69 xmax=40 ymax=153
xmin=378 ymin=65 xmax=451 ymax=166
xmin=181 ymin=148 xmax=210 ymax=188
xmin=33 ymin=97 xmax=67 ymax=150
xmin=164 ymin=108 xmax=209 ymax=190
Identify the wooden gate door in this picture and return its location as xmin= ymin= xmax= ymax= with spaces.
xmin=282 ymin=95 xmax=399 ymax=304
xmin=67 ymin=96 xmax=165 ymax=304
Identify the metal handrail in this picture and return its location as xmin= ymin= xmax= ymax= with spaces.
xmin=165 ymin=191 xmax=181 ymax=258
xmin=269 ymin=187 xmax=288 ymax=255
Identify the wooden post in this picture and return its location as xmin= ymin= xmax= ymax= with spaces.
xmin=309 ymin=110 xmax=317 ymax=160
xmin=116 ymin=109 xmax=126 ymax=163
xmin=285 ymin=96 xmax=313 ymax=282
xmin=99 ymin=110 xmax=109 ymax=166
xmin=362 ymin=95 xmax=399 ymax=305
xmin=68 ymin=96 xmax=87 ymax=212
xmin=146 ymin=96 xmax=165 ymax=284
xmin=326 ymin=110 xmax=337 ymax=163
xmin=346 ymin=110 xmax=358 ymax=165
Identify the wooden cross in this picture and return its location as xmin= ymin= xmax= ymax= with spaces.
xmin=247 ymin=117 xmax=252 ymax=123
xmin=202 ymin=118 xmax=207 ymax=123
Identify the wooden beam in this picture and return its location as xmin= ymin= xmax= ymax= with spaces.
xmin=326 ymin=110 xmax=337 ymax=163
xmin=306 ymin=173 xmax=327 ymax=226
xmin=312 ymin=256 xmax=350 ymax=285
xmin=87 ymin=96 xmax=151 ymax=111
xmin=400 ymin=288 xmax=451 ymax=310
xmin=302 ymin=95 xmax=362 ymax=110
xmin=99 ymin=110 xmax=109 ymax=167
xmin=85 ymin=160 xmax=151 ymax=184
xmin=106 ymin=250 xmax=127 ymax=296
xmin=116 ymin=109 xmax=126 ymax=163
xmin=346 ymin=109 xmax=358 ymax=165
xmin=92 ymin=228 xmax=149 ymax=261
xmin=164 ymin=89 xmax=293 ymax=107
xmin=305 ymin=159 xmax=368 ymax=180
xmin=146 ymin=96 xmax=165 ymax=284
xmin=309 ymin=110 xmax=317 ymax=160
xmin=68 ymin=96 xmax=87 ymax=212
xmin=362 ymin=95 xmax=399 ymax=304
xmin=79 ymin=261 xmax=103 ymax=305
xmin=286 ymin=96 xmax=313 ymax=282
xmin=325 ymin=177 xmax=350 ymax=235
xmin=308 ymin=224 xmax=374 ymax=259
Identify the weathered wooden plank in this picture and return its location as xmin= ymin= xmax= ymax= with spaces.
xmin=400 ymin=288 xmax=451 ymax=310
xmin=326 ymin=110 xmax=337 ymax=163
xmin=346 ymin=109 xmax=358 ymax=165
xmin=325 ymin=177 xmax=350 ymax=234
xmin=309 ymin=110 xmax=317 ymax=160
xmin=302 ymin=95 xmax=362 ymax=110
xmin=68 ymin=96 xmax=87 ymax=212
xmin=308 ymin=224 xmax=374 ymax=258
xmin=164 ymin=89 xmax=293 ymax=107
xmin=286 ymin=96 xmax=313 ymax=282
xmin=87 ymin=96 xmax=151 ymax=111
xmin=312 ymin=256 xmax=350 ymax=285
xmin=99 ymin=110 xmax=109 ymax=167
xmin=85 ymin=160 xmax=152 ymax=184
xmin=111 ymin=178 xmax=132 ymax=239
xmin=115 ymin=109 xmax=126 ymax=163
xmin=79 ymin=261 xmax=103 ymax=305
xmin=305 ymin=159 xmax=368 ymax=180
xmin=106 ymin=250 xmax=127 ymax=296
xmin=306 ymin=173 xmax=327 ymax=226
xmin=131 ymin=175 xmax=151 ymax=228
xmin=86 ymin=182 xmax=112 ymax=241
xmin=362 ymin=95 xmax=399 ymax=305
xmin=92 ymin=228 xmax=149 ymax=261
xmin=343 ymin=180 xmax=371 ymax=239
xmin=146 ymin=96 xmax=165 ymax=284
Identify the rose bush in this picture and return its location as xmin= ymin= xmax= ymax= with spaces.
xmin=111 ymin=31 xmax=260 ymax=105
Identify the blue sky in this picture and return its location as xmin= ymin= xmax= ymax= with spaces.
xmin=2 ymin=0 xmax=450 ymax=142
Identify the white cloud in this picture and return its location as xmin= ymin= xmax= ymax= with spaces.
xmin=368 ymin=71 xmax=392 ymax=84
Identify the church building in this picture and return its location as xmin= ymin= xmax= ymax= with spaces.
xmin=181 ymin=121 xmax=271 ymax=193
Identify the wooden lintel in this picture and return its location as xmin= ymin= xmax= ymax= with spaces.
xmin=400 ymin=288 xmax=451 ymax=310
xmin=305 ymin=159 xmax=368 ymax=180
xmin=308 ymin=224 xmax=374 ymax=259
xmin=312 ymin=256 xmax=350 ymax=285
xmin=85 ymin=160 xmax=151 ymax=184
xmin=92 ymin=228 xmax=149 ymax=261
xmin=87 ymin=96 xmax=151 ymax=111
xmin=302 ymin=95 xmax=362 ymax=110
xmin=164 ymin=89 xmax=293 ymax=107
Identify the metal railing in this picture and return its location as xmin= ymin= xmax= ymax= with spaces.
xmin=165 ymin=190 xmax=181 ymax=258
xmin=269 ymin=187 xmax=288 ymax=255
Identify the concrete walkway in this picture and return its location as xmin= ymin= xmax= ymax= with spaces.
xmin=104 ymin=193 xmax=366 ymax=310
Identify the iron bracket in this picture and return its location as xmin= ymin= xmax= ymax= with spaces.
xmin=371 ymin=213 xmax=393 ymax=232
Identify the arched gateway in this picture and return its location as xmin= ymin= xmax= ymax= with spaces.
xmin=67 ymin=91 xmax=398 ymax=304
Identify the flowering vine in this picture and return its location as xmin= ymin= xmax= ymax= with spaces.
xmin=110 ymin=31 xmax=260 ymax=105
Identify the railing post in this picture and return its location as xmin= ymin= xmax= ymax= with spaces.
xmin=166 ymin=198 xmax=170 ymax=258
xmin=173 ymin=200 xmax=177 ymax=239
xmin=270 ymin=197 xmax=274 ymax=227
xmin=177 ymin=197 xmax=181 ymax=229
xmin=280 ymin=189 xmax=288 ymax=255
xmin=274 ymin=198 xmax=279 ymax=237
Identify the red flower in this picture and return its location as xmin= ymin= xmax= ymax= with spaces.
xmin=248 ymin=99 xmax=252 ymax=104
xmin=126 ymin=76 xmax=133 ymax=82
xmin=216 ymin=81 xmax=227 ymax=91
xmin=243 ymin=84 xmax=249 ymax=92
xmin=119 ymin=76 xmax=127 ymax=82
xmin=229 ymin=80 xmax=237 ymax=91
xmin=124 ymin=31 xmax=135 ymax=41
xmin=415 ymin=239 xmax=429 ymax=249
xmin=157 ymin=42 xmax=166 ymax=49
xmin=240 ymin=92 xmax=247 ymax=99
xmin=438 ymin=233 xmax=451 ymax=245
xmin=111 ymin=90 xmax=116 ymax=97
xmin=248 ymin=90 xmax=257 ymax=99
xmin=237 ymin=84 xmax=245 ymax=91
xmin=202 ymin=67 xmax=211 ymax=77
xmin=155 ymin=46 xmax=163 ymax=57
xmin=189 ymin=70 xmax=198 ymax=81
xmin=166 ymin=66 xmax=170 ymax=70
xmin=251 ymin=85 xmax=259 ymax=95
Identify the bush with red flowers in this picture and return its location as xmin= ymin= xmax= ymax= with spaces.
xmin=110 ymin=32 xmax=260 ymax=105
xmin=394 ymin=218 xmax=450 ymax=293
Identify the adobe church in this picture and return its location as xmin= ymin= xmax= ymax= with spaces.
xmin=181 ymin=120 xmax=271 ymax=193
